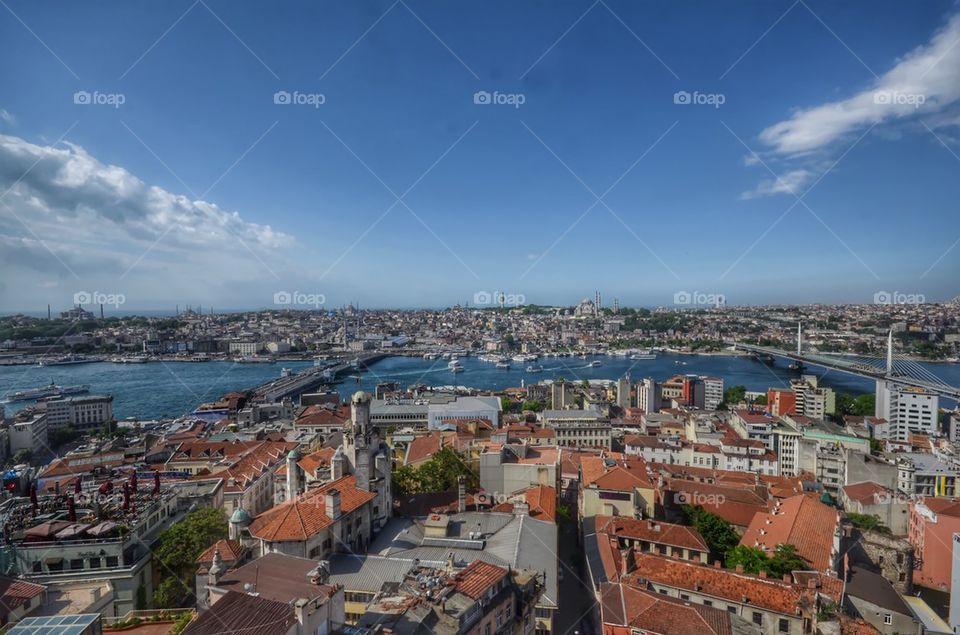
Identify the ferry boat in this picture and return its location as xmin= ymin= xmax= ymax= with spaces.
xmin=448 ymin=360 xmax=464 ymax=373
xmin=495 ymin=361 xmax=511 ymax=369
xmin=113 ymin=355 xmax=149 ymax=364
xmin=37 ymin=354 xmax=97 ymax=366
xmin=190 ymin=354 xmax=210 ymax=362
xmin=235 ymin=355 xmax=275 ymax=364
xmin=588 ymin=360 xmax=602 ymax=367
xmin=526 ymin=365 xmax=544 ymax=373
xmin=4 ymin=382 xmax=90 ymax=403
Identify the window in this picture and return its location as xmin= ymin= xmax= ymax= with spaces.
xmin=727 ymin=606 xmax=737 ymax=614
xmin=778 ymin=619 xmax=789 ymax=633
xmin=703 ymin=600 xmax=712 ymax=607
xmin=105 ymin=556 xmax=119 ymax=567
xmin=884 ymin=615 xmax=892 ymax=625
xmin=89 ymin=558 xmax=101 ymax=569
xmin=680 ymin=594 xmax=690 ymax=601
xmin=70 ymin=558 xmax=84 ymax=570
xmin=753 ymin=612 xmax=762 ymax=625
xmin=484 ymin=623 xmax=491 ymax=635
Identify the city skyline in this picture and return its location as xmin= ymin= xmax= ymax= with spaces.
xmin=2 ymin=0 xmax=960 ymax=311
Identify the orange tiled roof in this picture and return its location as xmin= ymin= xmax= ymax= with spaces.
xmin=842 ymin=481 xmax=895 ymax=506
xmin=298 ymin=447 xmax=336 ymax=478
xmin=295 ymin=404 xmax=351 ymax=427
xmin=740 ymin=494 xmax=839 ymax=572
xmin=624 ymin=553 xmax=816 ymax=616
xmin=196 ymin=539 xmax=244 ymax=564
xmin=249 ymin=476 xmax=376 ymax=542
xmin=597 ymin=515 xmax=708 ymax=553
xmin=601 ymin=582 xmax=733 ymax=635
xmin=454 ymin=560 xmax=508 ymax=599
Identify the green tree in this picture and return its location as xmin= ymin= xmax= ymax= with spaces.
xmin=391 ymin=448 xmax=478 ymax=497
xmin=682 ymin=506 xmax=739 ymax=558
xmin=152 ymin=507 xmax=227 ymax=608
xmin=846 ymin=512 xmax=889 ymax=534
xmin=753 ymin=394 xmax=768 ymax=406
xmin=521 ymin=399 xmax=544 ymax=412
xmin=12 ymin=449 xmax=32 ymax=465
xmin=723 ymin=385 xmax=747 ymax=406
xmin=765 ymin=544 xmax=808 ymax=578
xmin=725 ymin=545 xmax=768 ymax=573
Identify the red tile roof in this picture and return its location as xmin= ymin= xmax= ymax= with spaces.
xmin=195 ymin=539 xmax=244 ymax=565
xmin=295 ymin=404 xmax=350 ymax=427
xmin=600 ymin=582 xmax=733 ymax=635
xmin=740 ymin=494 xmax=839 ymax=572
xmin=842 ymin=481 xmax=895 ymax=506
xmin=249 ymin=475 xmax=376 ymax=542
xmin=454 ymin=560 xmax=509 ymax=599
xmin=624 ymin=553 xmax=816 ymax=616
xmin=0 ymin=574 xmax=45 ymax=617
xmin=183 ymin=590 xmax=294 ymax=635
xmin=298 ymin=447 xmax=336 ymax=478
xmin=597 ymin=515 xmax=708 ymax=553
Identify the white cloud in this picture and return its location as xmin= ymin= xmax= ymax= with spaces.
xmin=739 ymin=169 xmax=813 ymax=199
xmin=760 ymin=13 xmax=960 ymax=156
xmin=0 ymin=109 xmax=14 ymax=126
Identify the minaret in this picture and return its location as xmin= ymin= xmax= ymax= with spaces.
xmin=886 ymin=329 xmax=894 ymax=374
xmin=286 ymin=448 xmax=300 ymax=501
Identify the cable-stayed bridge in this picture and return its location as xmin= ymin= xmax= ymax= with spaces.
xmin=728 ymin=325 xmax=960 ymax=401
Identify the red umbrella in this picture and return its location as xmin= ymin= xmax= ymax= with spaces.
xmin=98 ymin=481 xmax=113 ymax=496
xmin=130 ymin=471 xmax=138 ymax=491
xmin=153 ymin=471 xmax=161 ymax=495
xmin=122 ymin=483 xmax=130 ymax=511
xmin=74 ymin=477 xmax=82 ymax=494
xmin=29 ymin=484 xmax=37 ymax=516
xmin=67 ymin=497 xmax=76 ymax=522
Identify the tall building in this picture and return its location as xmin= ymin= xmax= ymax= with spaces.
xmin=616 ymin=375 xmax=632 ymax=409
xmin=701 ymin=376 xmax=723 ymax=410
xmin=550 ymin=380 xmax=575 ymax=410
xmin=637 ymin=378 xmax=658 ymax=414
xmin=342 ymin=391 xmax=392 ymax=532
xmin=790 ymin=375 xmax=835 ymax=419
xmin=876 ymin=381 xmax=939 ymax=441
xmin=767 ymin=388 xmax=797 ymax=417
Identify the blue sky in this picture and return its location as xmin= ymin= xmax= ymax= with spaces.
xmin=1 ymin=0 xmax=959 ymax=311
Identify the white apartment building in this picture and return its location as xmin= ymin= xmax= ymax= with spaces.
xmin=701 ymin=376 xmax=723 ymax=411
xmin=542 ymin=409 xmax=612 ymax=448
xmin=45 ymin=395 xmax=114 ymax=432
xmin=9 ymin=413 xmax=48 ymax=455
xmin=876 ymin=381 xmax=939 ymax=441
xmin=637 ymin=378 xmax=658 ymax=414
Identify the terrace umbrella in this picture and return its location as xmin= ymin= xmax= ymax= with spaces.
xmin=99 ymin=481 xmax=113 ymax=496
xmin=29 ymin=484 xmax=37 ymax=516
xmin=122 ymin=483 xmax=130 ymax=511
xmin=67 ymin=496 xmax=76 ymax=522
xmin=74 ymin=477 xmax=82 ymax=494
xmin=153 ymin=471 xmax=161 ymax=495
xmin=55 ymin=481 xmax=60 ymax=496
xmin=130 ymin=471 xmax=138 ymax=492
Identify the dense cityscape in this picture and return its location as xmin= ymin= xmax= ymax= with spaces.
xmin=3 ymin=0 xmax=960 ymax=634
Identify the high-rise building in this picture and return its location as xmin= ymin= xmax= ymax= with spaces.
xmin=616 ymin=375 xmax=632 ymax=409
xmin=790 ymin=375 xmax=835 ymax=419
xmin=637 ymin=378 xmax=658 ymax=414
xmin=701 ymin=376 xmax=723 ymax=410
xmin=876 ymin=381 xmax=939 ymax=441
xmin=550 ymin=380 xmax=575 ymax=410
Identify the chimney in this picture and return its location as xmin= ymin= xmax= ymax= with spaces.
xmin=783 ymin=574 xmax=791 ymax=583
xmin=735 ymin=564 xmax=744 ymax=573
xmin=620 ymin=547 xmax=635 ymax=575
xmin=758 ymin=570 xmax=767 ymax=579
xmin=713 ymin=560 xmax=722 ymax=568
xmin=294 ymin=598 xmax=309 ymax=626
xmin=807 ymin=579 xmax=818 ymax=589
xmin=457 ymin=476 xmax=466 ymax=514
xmin=513 ymin=501 xmax=530 ymax=516
xmin=325 ymin=489 xmax=341 ymax=520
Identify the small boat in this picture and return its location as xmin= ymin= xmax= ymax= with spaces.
xmin=788 ymin=362 xmax=803 ymax=371
xmin=114 ymin=355 xmax=149 ymax=364
xmin=190 ymin=354 xmax=210 ymax=362
xmin=496 ymin=361 xmax=511 ymax=369
xmin=588 ymin=360 xmax=602 ymax=367
xmin=281 ymin=367 xmax=294 ymax=377
xmin=448 ymin=360 xmax=464 ymax=373
xmin=526 ymin=365 xmax=544 ymax=373
xmin=235 ymin=355 xmax=274 ymax=364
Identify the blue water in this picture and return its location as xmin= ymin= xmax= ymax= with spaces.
xmin=1 ymin=354 xmax=957 ymax=420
